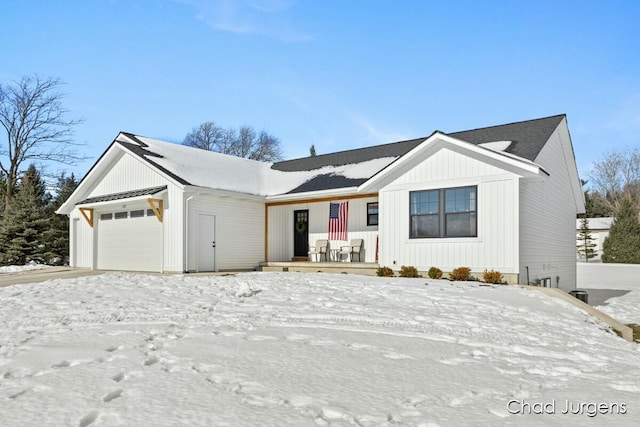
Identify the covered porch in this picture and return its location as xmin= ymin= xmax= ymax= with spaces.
xmin=259 ymin=260 xmax=380 ymax=276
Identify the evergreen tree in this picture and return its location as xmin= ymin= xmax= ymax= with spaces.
xmin=602 ymin=197 xmax=640 ymax=264
xmin=576 ymin=215 xmax=597 ymax=262
xmin=310 ymin=144 xmax=317 ymax=156
xmin=43 ymin=173 xmax=78 ymax=265
xmin=0 ymin=165 xmax=50 ymax=265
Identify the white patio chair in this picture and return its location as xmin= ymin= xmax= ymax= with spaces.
xmin=308 ymin=239 xmax=329 ymax=262
xmin=338 ymin=239 xmax=364 ymax=262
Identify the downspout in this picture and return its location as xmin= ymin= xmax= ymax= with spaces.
xmin=184 ymin=194 xmax=196 ymax=273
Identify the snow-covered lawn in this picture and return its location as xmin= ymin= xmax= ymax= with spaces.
xmin=1 ymin=272 xmax=639 ymax=426
xmin=596 ymin=290 xmax=640 ymax=325
xmin=0 ymin=262 xmax=51 ymax=274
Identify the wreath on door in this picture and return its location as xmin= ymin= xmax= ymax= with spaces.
xmin=295 ymin=220 xmax=307 ymax=234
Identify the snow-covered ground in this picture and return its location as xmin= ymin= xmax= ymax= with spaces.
xmin=596 ymin=289 xmax=640 ymax=325
xmin=0 ymin=262 xmax=51 ymax=274
xmin=1 ymin=272 xmax=639 ymax=426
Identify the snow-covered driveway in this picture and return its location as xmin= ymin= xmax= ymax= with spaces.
xmin=1 ymin=272 xmax=638 ymax=426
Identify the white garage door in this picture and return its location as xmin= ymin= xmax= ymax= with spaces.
xmin=97 ymin=207 xmax=162 ymax=271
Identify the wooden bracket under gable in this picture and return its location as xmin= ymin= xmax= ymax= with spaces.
xmin=147 ymin=198 xmax=164 ymax=222
xmin=79 ymin=208 xmax=94 ymax=227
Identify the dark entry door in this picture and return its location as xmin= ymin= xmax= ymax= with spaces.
xmin=293 ymin=210 xmax=309 ymax=257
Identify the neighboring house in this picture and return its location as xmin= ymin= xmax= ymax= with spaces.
xmin=57 ymin=114 xmax=584 ymax=290
xmin=576 ymin=217 xmax=614 ymax=262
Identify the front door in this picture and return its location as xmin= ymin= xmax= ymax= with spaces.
xmin=293 ymin=210 xmax=309 ymax=257
xmin=198 ymin=214 xmax=216 ymax=271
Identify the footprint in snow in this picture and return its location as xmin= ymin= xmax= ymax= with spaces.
xmin=102 ymin=389 xmax=123 ymax=403
xmin=111 ymin=372 xmax=126 ymax=383
xmin=78 ymin=410 xmax=99 ymax=427
xmin=9 ymin=389 xmax=28 ymax=399
xmin=143 ymin=356 xmax=159 ymax=366
xmin=52 ymin=360 xmax=71 ymax=368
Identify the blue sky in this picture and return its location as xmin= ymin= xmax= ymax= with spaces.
xmin=2 ymin=0 xmax=639 ymax=183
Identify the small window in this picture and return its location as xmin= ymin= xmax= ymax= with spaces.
xmin=130 ymin=209 xmax=145 ymax=218
xmin=114 ymin=211 xmax=128 ymax=220
xmin=147 ymin=209 xmax=155 ymax=216
xmin=100 ymin=213 xmax=113 ymax=221
xmin=367 ymin=202 xmax=379 ymax=226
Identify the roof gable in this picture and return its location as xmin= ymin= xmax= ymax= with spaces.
xmin=60 ymin=114 xmax=569 ymax=211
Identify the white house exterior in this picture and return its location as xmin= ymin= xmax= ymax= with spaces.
xmin=58 ymin=115 xmax=584 ymax=290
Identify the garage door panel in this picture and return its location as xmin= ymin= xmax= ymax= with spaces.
xmin=97 ymin=212 xmax=162 ymax=271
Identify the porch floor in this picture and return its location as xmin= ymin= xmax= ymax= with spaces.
xmin=260 ymin=261 xmax=380 ymax=276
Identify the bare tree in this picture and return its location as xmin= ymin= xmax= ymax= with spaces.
xmin=183 ymin=121 xmax=284 ymax=162
xmin=183 ymin=121 xmax=227 ymax=151
xmin=589 ymin=148 xmax=640 ymax=214
xmin=0 ymin=76 xmax=83 ymax=210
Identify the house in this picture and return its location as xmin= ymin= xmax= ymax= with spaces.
xmin=57 ymin=114 xmax=585 ymax=290
xmin=576 ymin=217 xmax=614 ymax=262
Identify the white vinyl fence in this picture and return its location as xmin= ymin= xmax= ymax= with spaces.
xmin=577 ymin=263 xmax=640 ymax=290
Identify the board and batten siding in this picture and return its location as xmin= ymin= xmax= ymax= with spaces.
xmin=267 ymin=197 xmax=380 ymax=262
xmin=378 ymin=147 xmax=520 ymax=274
xmin=186 ymin=194 xmax=264 ymax=271
xmin=73 ymin=151 xmax=185 ymax=272
xmin=70 ymin=215 xmax=93 ymax=268
xmin=519 ymin=120 xmax=580 ymax=290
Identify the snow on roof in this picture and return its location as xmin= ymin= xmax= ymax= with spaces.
xmin=130 ymin=136 xmax=396 ymax=196
xmin=478 ymin=140 xmax=512 ymax=152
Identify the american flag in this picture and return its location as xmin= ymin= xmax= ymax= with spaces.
xmin=328 ymin=201 xmax=348 ymax=240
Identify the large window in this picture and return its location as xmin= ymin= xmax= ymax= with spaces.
xmin=367 ymin=202 xmax=379 ymax=226
xmin=410 ymin=186 xmax=477 ymax=238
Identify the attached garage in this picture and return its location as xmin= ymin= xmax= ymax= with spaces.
xmin=96 ymin=206 xmax=162 ymax=271
xmin=70 ymin=184 xmax=168 ymax=272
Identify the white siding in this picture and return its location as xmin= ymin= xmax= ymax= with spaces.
xmin=70 ymin=213 xmax=93 ymax=268
xmin=162 ymin=185 xmax=184 ymax=272
xmin=267 ymin=197 xmax=380 ymax=262
xmin=378 ymin=148 xmax=520 ymax=274
xmin=186 ymin=194 xmax=264 ymax=271
xmin=72 ymin=152 xmax=184 ymax=272
xmin=520 ymin=121 xmax=579 ymax=290
xmin=88 ymin=153 xmax=166 ymax=196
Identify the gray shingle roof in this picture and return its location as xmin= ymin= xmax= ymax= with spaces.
xmin=447 ymin=114 xmax=565 ymax=161
xmin=287 ymin=175 xmax=368 ymax=194
xmin=77 ymin=186 xmax=167 ymax=205
xmin=272 ymin=114 xmax=565 ymax=172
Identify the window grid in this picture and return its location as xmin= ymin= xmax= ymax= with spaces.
xmin=367 ymin=202 xmax=379 ymax=226
xmin=410 ymin=186 xmax=477 ymax=238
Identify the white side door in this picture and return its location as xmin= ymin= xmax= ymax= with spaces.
xmin=197 ymin=214 xmax=216 ymax=271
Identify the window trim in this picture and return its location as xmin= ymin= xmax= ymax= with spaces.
xmin=409 ymin=186 xmax=477 ymax=239
xmin=366 ymin=202 xmax=379 ymax=226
